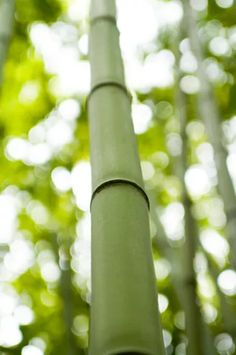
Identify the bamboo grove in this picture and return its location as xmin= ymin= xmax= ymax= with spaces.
xmin=0 ymin=0 xmax=236 ymax=354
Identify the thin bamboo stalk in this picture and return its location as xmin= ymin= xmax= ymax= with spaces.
xmin=88 ymin=1 xmax=165 ymax=354
xmin=182 ymin=0 xmax=236 ymax=267
xmin=150 ymin=196 xmax=216 ymax=355
xmin=58 ymin=242 xmax=80 ymax=355
xmin=173 ymin=27 xmax=216 ymax=353
xmin=175 ymin=69 xmax=204 ymax=355
xmin=0 ymin=0 xmax=15 ymax=87
xmin=180 ymin=199 xmax=217 ymax=355
xmin=206 ymin=255 xmax=236 ymax=340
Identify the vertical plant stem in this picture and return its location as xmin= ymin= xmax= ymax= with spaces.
xmin=88 ymin=1 xmax=165 ymax=354
xmin=174 ymin=113 xmax=208 ymax=355
xmin=0 ymin=0 xmax=15 ymax=87
xmin=173 ymin=26 xmax=216 ymax=353
xmin=58 ymin=243 xmax=78 ymax=355
xmin=182 ymin=0 xmax=236 ymax=267
xmin=150 ymin=195 xmax=215 ymax=355
xmin=206 ymin=255 xmax=236 ymax=340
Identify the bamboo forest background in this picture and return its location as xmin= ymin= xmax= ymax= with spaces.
xmin=1 ymin=0 xmax=236 ymax=354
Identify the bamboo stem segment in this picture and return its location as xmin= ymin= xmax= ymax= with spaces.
xmin=0 ymin=0 xmax=15 ymax=87
xmin=88 ymin=1 xmax=165 ymax=354
xmin=171 ymin=23 xmax=216 ymax=353
xmin=175 ymin=63 xmax=205 ymax=355
xmin=183 ymin=0 xmax=236 ymax=268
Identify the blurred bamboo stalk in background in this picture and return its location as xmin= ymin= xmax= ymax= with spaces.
xmin=206 ymin=255 xmax=236 ymax=341
xmin=0 ymin=0 xmax=15 ymax=87
xmin=183 ymin=0 xmax=236 ymax=268
xmin=88 ymin=0 xmax=165 ymax=354
xmin=174 ymin=50 xmax=216 ymax=354
xmin=174 ymin=95 xmax=208 ymax=355
xmin=151 ymin=23 xmax=214 ymax=354
xmin=57 ymin=237 xmax=80 ymax=355
xmin=150 ymin=195 xmax=215 ymax=355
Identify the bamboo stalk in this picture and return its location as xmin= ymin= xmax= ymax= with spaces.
xmin=58 ymin=241 xmax=80 ymax=355
xmin=175 ymin=65 xmax=204 ymax=355
xmin=206 ymin=257 xmax=236 ymax=339
xmin=172 ymin=26 xmax=216 ymax=353
xmin=150 ymin=195 xmax=216 ymax=355
xmin=88 ymin=1 xmax=165 ymax=354
xmin=0 ymin=0 xmax=15 ymax=87
xmin=173 ymin=125 xmax=213 ymax=355
xmin=182 ymin=0 xmax=236 ymax=268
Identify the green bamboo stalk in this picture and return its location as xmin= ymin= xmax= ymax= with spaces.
xmin=174 ymin=160 xmax=216 ymax=355
xmin=173 ymin=34 xmax=204 ymax=355
xmin=174 ymin=109 xmax=213 ymax=355
xmin=173 ymin=28 xmax=216 ymax=353
xmin=181 ymin=201 xmax=217 ymax=355
xmin=206 ymin=256 xmax=236 ymax=339
xmin=88 ymin=1 xmax=165 ymax=354
xmin=51 ymin=234 xmax=79 ymax=355
xmin=0 ymin=0 xmax=15 ymax=87
xmin=182 ymin=0 xmax=236 ymax=267
xmin=58 ymin=242 xmax=79 ymax=355
xmin=150 ymin=195 xmax=216 ymax=355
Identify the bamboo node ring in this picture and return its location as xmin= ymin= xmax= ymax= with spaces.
xmin=87 ymin=81 xmax=132 ymax=106
xmin=90 ymin=179 xmax=150 ymax=209
xmin=91 ymin=15 xmax=117 ymax=26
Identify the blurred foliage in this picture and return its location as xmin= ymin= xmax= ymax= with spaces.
xmin=1 ymin=0 xmax=236 ymax=354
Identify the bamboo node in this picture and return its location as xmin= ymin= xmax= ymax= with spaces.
xmin=91 ymin=15 xmax=116 ymax=26
xmin=87 ymin=81 xmax=132 ymax=106
xmin=90 ymin=178 xmax=150 ymax=209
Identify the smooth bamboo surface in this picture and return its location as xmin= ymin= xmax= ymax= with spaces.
xmin=88 ymin=0 xmax=165 ymax=354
